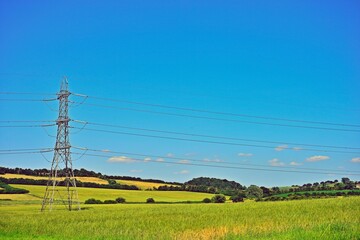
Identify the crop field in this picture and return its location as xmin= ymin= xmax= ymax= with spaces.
xmin=5 ymin=184 xmax=214 ymax=203
xmin=115 ymin=179 xmax=180 ymax=190
xmin=0 ymin=197 xmax=359 ymax=239
xmin=1 ymin=174 xmax=177 ymax=189
xmin=1 ymin=173 xmax=109 ymax=185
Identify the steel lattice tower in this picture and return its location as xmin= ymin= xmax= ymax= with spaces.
xmin=41 ymin=78 xmax=80 ymax=211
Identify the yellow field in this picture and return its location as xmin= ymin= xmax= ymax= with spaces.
xmin=0 ymin=193 xmax=40 ymax=201
xmin=1 ymin=173 xmax=108 ymax=184
xmin=1 ymin=197 xmax=359 ymax=239
xmin=116 ymin=179 xmax=180 ymax=190
xmin=1 ymin=174 xmax=181 ymax=189
xmin=8 ymin=184 xmax=214 ymax=203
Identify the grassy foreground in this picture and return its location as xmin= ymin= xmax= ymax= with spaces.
xmin=0 ymin=197 xmax=359 ymax=239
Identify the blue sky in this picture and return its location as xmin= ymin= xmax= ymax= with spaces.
xmin=0 ymin=0 xmax=359 ymax=187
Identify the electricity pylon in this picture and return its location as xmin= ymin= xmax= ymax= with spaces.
xmin=41 ymin=78 xmax=80 ymax=211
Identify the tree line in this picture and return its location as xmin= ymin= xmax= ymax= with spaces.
xmin=0 ymin=166 xmax=180 ymax=185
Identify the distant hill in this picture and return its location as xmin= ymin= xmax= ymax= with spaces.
xmin=182 ymin=177 xmax=246 ymax=195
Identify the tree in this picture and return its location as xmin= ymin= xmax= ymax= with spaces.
xmin=260 ymin=186 xmax=271 ymax=197
xmin=334 ymin=182 xmax=345 ymax=190
xmin=146 ymin=198 xmax=155 ymax=203
xmin=202 ymin=198 xmax=211 ymax=203
xmin=84 ymin=198 xmax=102 ymax=204
xmin=116 ymin=197 xmax=126 ymax=203
xmin=342 ymin=178 xmax=350 ymax=184
xmin=103 ymin=200 xmax=117 ymax=204
xmin=271 ymin=187 xmax=280 ymax=195
xmin=230 ymin=194 xmax=244 ymax=203
xmin=246 ymin=185 xmax=263 ymax=199
xmin=108 ymin=179 xmax=117 ymax=185
xmin=211 ymin=194 xmax=226 ymax=203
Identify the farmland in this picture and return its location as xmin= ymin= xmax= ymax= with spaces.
xmin=1 ymin=173 xmax=177 ymax=190
xmin=273 ymin=189 xmax=360 ymax=198
xmin=115 ymin=179 xmax=180 ymax=190
xmin=0 ymin=197 xmax=359 ymax=239
xmin=2 ymin=184 xmax=214 ymax=203
xmin=1 ymin=173 xmax=109 ymax=185
xmin=1 ymin=171 xmax=359 ymax=239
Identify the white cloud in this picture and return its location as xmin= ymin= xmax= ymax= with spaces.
xmin=238 ymin=153 xmax=253 ymax=157
xmin=351 ymin=157 xmax=360 ymax=163
xmin=292 ymin=147 xmax=302 ymax=151
xmin=306 ymin=155 xmax=330 ymax=162
xmin=144 ymin=157 xmax=151 ymax=162
xmin=269 ymin=158 xmax=285 ymax=166
xmin=178 ymin=160 xmax=190 ymax=164
xmin=156 ymin=158 xmax=164 ymax=162
xmin=166 ymin=153 xmax=174 ymax=157
xmin=129 ymin=169 xmax=143 ymax=173
xmin=175 ymin=170 xmax=189 ymax=174
xmin=275 ymin=145 xmax=288 ymax=151
xmin=290 ymin=161 xmax=303 ymax=166
xmin=108 ymin=156 xmax=134 ymax=163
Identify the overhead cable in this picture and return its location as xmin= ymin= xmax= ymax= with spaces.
xmin=72 ymin=93 xmax=360 ymax=128
xmin=70 ymin=126 xmax=360 ymax=154
xmin=71 ymin=152 xmax=360 ymax=176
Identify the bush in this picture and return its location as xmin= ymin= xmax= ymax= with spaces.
xmin=211 ymin=194 xmax=226 ymax=203
xmin=146 ymin=198 xmax=155 ymax=203
xmin=202 ymin=198 xmax=211 ymax=203
xmin=230 ymin=194 xmax=244 ymax=203
xmin=245 ymin=185 xmax=263 ymax=199
xmin=116 ymin=197 xmax=126 ymax=203
xmin=103 ymin=200 xmax=117 ymax=204
xmin=84 ymin=198 xmax=103 ymax=204
xmin=108 ymin=179 xmax=117 ymax=185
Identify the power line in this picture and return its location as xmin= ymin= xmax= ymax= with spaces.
xmin=0 ymin=120 xmax=55 ymax=123
xmin=72 ymin=146 xmax=360 ymax=173
xmin=70 ymin=126 xmax=360 ymax=154
xmin=71 ymin=152 xmax=360 ymax=176
xmin=74 ymin=121 xmax=360 ymax=150
xmin=0 ymin=92 xmax=56 ymax=96
xmin=0 ymin=148 xmax=53 ymax=152
xmin=0 ymin=150 xmax=52 ymax=155
xmin=0 ymin=98 xmax=57 ymax=102
xmin=73 ymin=93 xmax=360 ymax=128
xmin=0 ymin=124 xmax=56 ymax=128
xmin=73 ymin=101 xmax=360 ymax=133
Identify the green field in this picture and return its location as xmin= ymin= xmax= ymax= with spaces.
xmin=4 ymin=184 xmax=214 ymax=203
xmin=0 ymin=197 xmax=359 ymax=239
xmin=274 ymin=189 xmax=360 ymax=197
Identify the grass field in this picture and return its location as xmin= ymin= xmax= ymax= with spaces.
xmin=274 ymin=189 xmax=360 ymax=197
xmin=0 ymin=197 xmax=359 ymax=239
xmin=4 ymin=184 xmax=214 ymax=203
